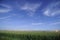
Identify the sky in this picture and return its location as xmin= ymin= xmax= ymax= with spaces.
xmin=0 ymin=0 xmax=60 ymax=31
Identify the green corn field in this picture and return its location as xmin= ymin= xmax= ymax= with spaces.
xmin=0 ymin=30 xmax=60 ymax=40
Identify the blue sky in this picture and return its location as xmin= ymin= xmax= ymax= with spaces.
xmin=0 ymin=0 xmax=60 ymax=30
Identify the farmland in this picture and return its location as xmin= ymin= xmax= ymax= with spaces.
xmin=0 ymin=30 xmax=60 ymax=40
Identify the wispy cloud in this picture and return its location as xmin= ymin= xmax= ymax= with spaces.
xmin=0 ymin=16 xmax=12 ymax=19
xmin=43 ymin=9 xmax=51 ymax=16
xmin=32 ymin=23 xmax=44 ymax=25
xmin=20 ymin=3 xmax=41 ymax=16
xmin=43 ymin=2 xmax=60 ymax=17
xmin=0 ymin=4 xmax=12 ymax=13
xmin=32 ymin=22 xmax=60 ymax=26
xmin=0 ymin=14 xmax=16 ymax=20
xmin=50 ymin=22 xmax=60 ymax=25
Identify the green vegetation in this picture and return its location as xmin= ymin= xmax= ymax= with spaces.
xmin=0 ymin=30 xmax=60 ymax=40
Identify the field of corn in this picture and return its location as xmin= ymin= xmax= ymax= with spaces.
xmin=0 ymin=30 xmax=60 ymax=40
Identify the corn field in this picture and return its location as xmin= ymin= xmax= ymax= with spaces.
xmin=0 ymin=31 xmax=60 ymax=40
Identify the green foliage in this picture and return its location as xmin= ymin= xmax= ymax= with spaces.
xmin=0 ymin=31 xmax=60 ymax=40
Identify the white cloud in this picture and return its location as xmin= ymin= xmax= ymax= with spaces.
xmin=0 ymin=14 xmax=16 ymax=20
xmin=44 ymin=9 xmax=51 ymax=16
xmin=0 ymin=4 xmax=12 ymax=13
xmin=0 ymin=16 xmax=12 ymax=19
xmin=50 ymin=22 xmax=60 ymax=25
xmin=32 ymin=23 xmax=43 ymax=25
xmin=0 ymin=9 xmax=11 ymax=13
xmin=43 ymin=2 xmax=60 ymax=16
xmin=20 ymin=3 xmax=41 ymax=16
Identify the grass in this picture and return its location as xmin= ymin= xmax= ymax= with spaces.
xmin=0 ymin=30 xmax=60 ymax=40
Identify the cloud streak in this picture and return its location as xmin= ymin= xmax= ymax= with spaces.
xmin=0 ymin=16 xmax=12 ymax=19
xmin=20 ymin=3 xmax=41 ymax=16
xmin=0 ymin=4 xmax=12 ymax=13
xmin=32 ymin=23 xmax=44 ymax=25
xmin=50 ymin=22 xmax=60 ymax=25
xmin=0 ymin=14 xmax=16 ymax=20
xmin=32 ymin=22 xmax=60 ymax=26
xmin=43 ymin=2 xmax=60 ymax=17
